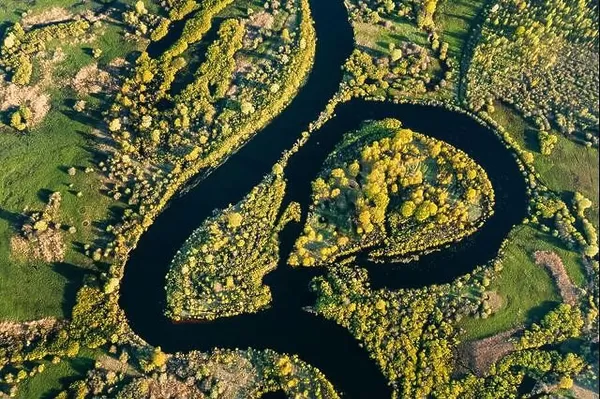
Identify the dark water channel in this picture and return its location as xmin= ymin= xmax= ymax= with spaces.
xmin=119 ymin=0 xmax=527 ymax=397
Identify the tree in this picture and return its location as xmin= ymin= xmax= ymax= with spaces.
xmin=517 ymin=304 xmax=583 ymax=349
xmin=151 ymin=347 xmax=168 ymax=368
xmin=401 ymin=201 xmax=416 ymax=217
xmin=227 ymin=212 xmax=243 ymax=228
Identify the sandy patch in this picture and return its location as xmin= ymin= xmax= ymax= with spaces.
xmin=10 ymin=230 xmax=65 ymax=263
xmin=22 ymin=7 xmax=74 ymax=29
xmin=248 ymin=11 xmax=274 ymax=30
xmin=145 ymin=376 xmax=204 ymax=398
xmin=572 ymin=384 xmax=600 ymax=399
xmin=71 ymin=63 xmax=116 ymax=96
xmin=483 ymin=290 xmax=504 ymax=314
xmin=0 ymin=80 xmax=50 ymax=126
xmin=0 ymin=47 xmax=67 ymax=127
xmin=0 ymin=318 xmax=64 ymax=349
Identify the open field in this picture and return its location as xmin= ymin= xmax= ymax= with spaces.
xmin=17 ymin=349 xmax=97 ymax=399
xmin=491 ymin=102 xmax=599 ymax=226
xmin=436 ymin=0 xmax=484 ymax=61
xmin=0 ymin=7 xmax=138 ymax=320
xmin=457 ymin=225 xmax=590 ymax=340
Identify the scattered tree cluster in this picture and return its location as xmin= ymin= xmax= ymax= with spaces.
xmin=56 ymin=347 xmax=338 ymax=399
xmin=346 ymin=0 xmax=440 ymax=31
xmin=101 ymin=0 xmax=316 ymax=272
xmin=342 ymin=44 xmax=448 ymax=100
xmin=341 ymin=0 xmax=457 ymax=101
xmin=14 ymin=191 xmax=66 ymax=262
xmin=515 ymin=303 xmax=584 ymax=350
xmin=528 ymin=191 xmax=598 ymax=258
xmin=311 ymin=263 xmax=487 ymax=397
xmin=289 ymin=118 xmax=494 ymax=267
xmin=165 ymin=168 xmax=294 ymax=321
xmin=467 ymin=0 xmax=599 ymax=146
xmin=0 ymin=19 xmax=94 ymax=85
xmin=439 ymin=349 xmax=587 ymax=398
xmin=0 ymin=279 xmax=124 ymax=397
xmin=122 ymin=1 xmax=164 ymax=40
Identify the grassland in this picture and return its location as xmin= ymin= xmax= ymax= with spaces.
xmin=491 ymin=102 xmax=599 ymax=226
xmin=457 ymin=225 xmax=590 ymax=340
xmin=436 ymin=0 xmax=485 ymax=61
xmin=17 ymin=349 xmax=97 ymax=399
xmin=353 ymin=16 xmax=429 ymax=57
xmin=0 ymin=7 xmax=139 ymax=320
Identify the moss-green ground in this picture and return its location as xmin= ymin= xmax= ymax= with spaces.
xmin=436 ymin=0 xmax=485 ymax=61
xmin=492 ymin=102 xmax=599 ymax=226
xmin=353 ymin=17 xmax=429 ymax=57
xmin=458 ymin=225 xmax=588 ymax=341
xmin=17 ymin=349 xmax=98 ymax=399
xmin=0 ymin=8 xmax=139 ymax=321
xmin=458 ymin=103 xmax=595 ymax=341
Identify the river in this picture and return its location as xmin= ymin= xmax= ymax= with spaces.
xmin=119 ymin=0 xmax=527 ymax=397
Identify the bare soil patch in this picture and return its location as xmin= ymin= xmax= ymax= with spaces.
xmin=0 ymin=318 xmax=63 ymax=348
xmin=534 ymin=250 xmax=579 ymax=305
xmin=484 ymin=290 xmax=504 ymax=314
xmin=0 ymin=80 xmax=50 ymax=126
xmin=10 ymin=229 xmax=65 ymax=263
xmin=71 ymin=63 xmax=117 ymax=96
xmin=455 ymin=328 xmax=521 ymax=377
xmin=22 ymin=7 xmax=74 ymax=29
xmin=572 ymin=384 xmax=600 ymax=399
xmin=248 ymin=12 xmax=274 ymax=30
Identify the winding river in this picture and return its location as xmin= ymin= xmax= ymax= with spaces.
xmin=119 ymin=0 xmax=527 ymax=397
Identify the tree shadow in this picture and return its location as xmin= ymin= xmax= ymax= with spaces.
xmin=36 ymin=188 xmax=55 ymax=203
xmin=525 ymin=300 xmax=560 ymax=325
xmin=523 ymin=125 xmax=541 ymax=153
xmin=52 ymin=262 xmax=90 ymax=318
xmin=0 ymin=21 xmax=13 ymax=40
xmin=0 ymin=207 xmax=22 ymax=229
xmin=356 ymin=43 xmax=385 ymax=58
xmin=61 ymin=105 xmax=103 ymax=130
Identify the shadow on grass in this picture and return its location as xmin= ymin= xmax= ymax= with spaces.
xmin=523 ymin=125 xmax=541 ymax=153
xmin=0 ymin=207 xmax=22 ymax=229
xmin=52 ymin=262 xmax=90 ymax=318
xmin=356 ymin=43 xmax=386 ymax=58
xmin=36 ymin=188 xmax=56 ymax=204
xmin=39 ymin=355 xmax=96 ymax=399
xmin=525 ymin=299 xmax=560 ymax=325
xmin=61 ymin=107 xmax=103 ymax=130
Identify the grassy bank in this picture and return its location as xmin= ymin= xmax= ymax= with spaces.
xmin=491 ymin=103 xmax=599 ymax=226
xmin=458 ymin=226 xmax=566 ymax=340
xmin=436 ymin=0 xmax=486 ymax=61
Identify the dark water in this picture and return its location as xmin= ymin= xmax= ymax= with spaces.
xmin=119 ymin=0 xmax=527 ymax=397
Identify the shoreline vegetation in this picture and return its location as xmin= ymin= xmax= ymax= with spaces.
xmin=0 ymin=0 xmax=597 ymax=397
xmin=289 ymin=118 xmax=494 ymax=268
xmin=165 ymin=169 xmax=298 ymax=321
